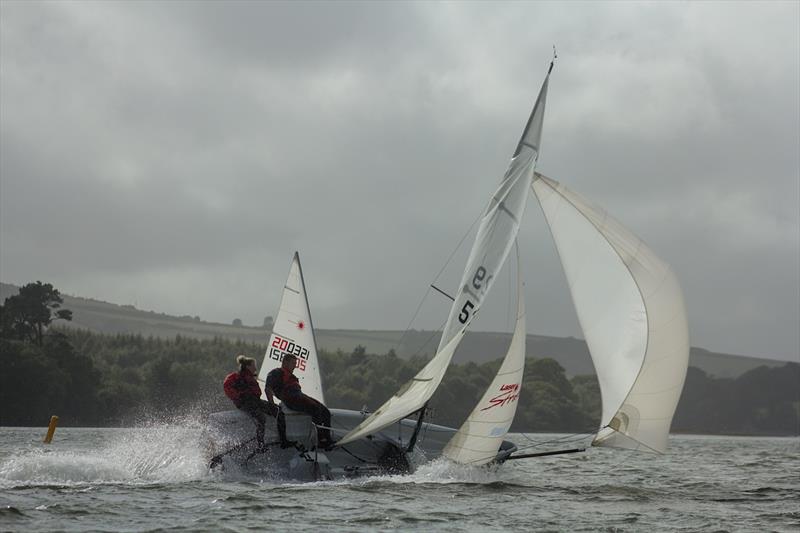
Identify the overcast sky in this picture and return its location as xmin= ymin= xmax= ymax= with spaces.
xmin=1 ymin=1 xmax=798 ymax=361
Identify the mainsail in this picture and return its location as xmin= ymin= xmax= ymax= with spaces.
xmin=258 ymin=252 xmax=325 ymax=404
xmin=442 ymin=245 xmax=526 ymax=465
xmin=336 ymin=69 xmax=551 ymax=447
xmin=532 ymin=173 xmax=689 ymax=453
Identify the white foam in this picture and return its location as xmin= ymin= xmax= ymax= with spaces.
xmin=0 ymin=420 xmax=211 ymax=487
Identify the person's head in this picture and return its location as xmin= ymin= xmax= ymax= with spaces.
xmin=236 ymin=354 xmax=257 ymax=374
xmin=282 ymin=354 xmax=297 ymax=370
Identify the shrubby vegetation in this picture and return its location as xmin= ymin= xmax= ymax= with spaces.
xmin=673 ymin=365 xmax=800 ymax=435
xmin=1 ymin=282 xmax=797 ymax=436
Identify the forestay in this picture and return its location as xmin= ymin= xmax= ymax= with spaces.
xmin=532 ymin=173 xmax=689 ymax=453
xmin=258 ymin=252 xmax=325 ymax=405
xmin=442 ymin=245 xmax=526 ymax=465
xmin=436 ymin=74 xmax=549 ymax=354
xmin=336 ymin=71 xmax=551 ymax=447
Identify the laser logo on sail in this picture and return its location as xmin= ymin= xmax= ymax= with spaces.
xmin=480 ymin=383 xmax=520 ymax=411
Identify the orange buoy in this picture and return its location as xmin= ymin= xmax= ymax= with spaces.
xmin=43 ymin=415 xmax=59 ymax=444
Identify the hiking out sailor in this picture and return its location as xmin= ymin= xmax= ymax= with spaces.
xmin=265 ymin=353 xmax=333 ymax=449
xmin=223 ymin=355 xmax=281 ymax=451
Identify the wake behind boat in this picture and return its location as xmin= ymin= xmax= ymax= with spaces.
xmin=204 ymin=55 xmax=689 ymax=481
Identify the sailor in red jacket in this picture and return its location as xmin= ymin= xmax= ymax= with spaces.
xmin=265 ymin=353 xmax=333 ymax=449
xmin=223 ymin=355 xmax=281 ymax=450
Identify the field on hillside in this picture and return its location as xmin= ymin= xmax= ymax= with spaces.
xmin=0 ymin=282 xmax=788 ymax=378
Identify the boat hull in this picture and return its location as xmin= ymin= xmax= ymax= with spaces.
xmin=204 ymin=407 xmax=517 ymax=480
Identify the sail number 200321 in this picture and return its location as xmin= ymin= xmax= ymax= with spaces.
xmin=458 ymin=266 xmax=493 ymax=324
xmin=269 ymin=335 xmax=309 ymax=371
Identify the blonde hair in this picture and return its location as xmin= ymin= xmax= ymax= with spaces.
xmin=236 ymin=354 xmax=257 ymax=371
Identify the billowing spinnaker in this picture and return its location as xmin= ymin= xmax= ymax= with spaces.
xmin=443 ymin=246 xmax=526 ymax=465
xmin=258 ymin=252 xmax=325 ymax=405
xmin=532 ymin=173 xmax=689 ymax=453
xmin=337 ymin=73 xmax=551 ymax=446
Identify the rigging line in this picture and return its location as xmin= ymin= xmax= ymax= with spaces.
xmin=514 ymin=430 xmax=596 ymax=452
xmin=337 ymin=444 xmax=372 ymax=464
xmin=208 ymin=436 xmax=258 ymax=468
xmin=518 ymin=428 xmax=597 ymax=443
xmin=515 ymin=438 xmax=590 ymax=454
xmin=433 ymin=208 xmax=485 ymax=284
xmin=391 ymin=208 xmax=484 ymax=355
xmin=404 ymin=318 xmax=448 ymax=361
xmin=393 ymin=286 xmax=434 ymax=354
xmin=517 ymin=431 xmax=595 ymax=450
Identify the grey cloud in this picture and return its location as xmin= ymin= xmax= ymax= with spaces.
xmin=1 ymin=1 xmax=797 ymax=360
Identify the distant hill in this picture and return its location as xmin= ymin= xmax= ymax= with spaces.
xmin=1 ymin=282 xmax=788 ymax=378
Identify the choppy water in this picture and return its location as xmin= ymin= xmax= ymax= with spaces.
xmin=0 ymin=423 xmax=797 ymax=532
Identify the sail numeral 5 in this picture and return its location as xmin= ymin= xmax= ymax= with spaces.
xmin=458 ymin=301 xmax=475 ymax=324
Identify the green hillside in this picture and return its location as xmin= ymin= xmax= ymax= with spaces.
xmin=0 ymin=282 xmax=789 ymax=378
xmin=2 ymin=281 xmax=797 ymax=435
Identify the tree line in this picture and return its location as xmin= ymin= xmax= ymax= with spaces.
xmin=1 ymin=282 xmax=797 ymax=436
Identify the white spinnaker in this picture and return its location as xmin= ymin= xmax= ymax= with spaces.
xmin=336 ymin=73 xmax=551 ymax=447
xmin=442 ymin=245 xmax=526 ymax=465
xmin=532 ymin=173 xmax=689 ymax=453
xmin=258 ymin=252 xmax=325 ymax=405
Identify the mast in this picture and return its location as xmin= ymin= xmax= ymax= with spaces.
xmin=294 ymin=251 xmax=325 ymax=404
xmin=336 ymin=60 xmax=553 ymax=447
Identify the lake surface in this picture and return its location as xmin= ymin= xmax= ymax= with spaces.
xmin=0 ymin=424 xmax=797 ymax=532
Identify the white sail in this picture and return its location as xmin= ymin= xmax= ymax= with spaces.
xmin=258 ymin=252 xmax=325 ymax=404
xmin=532 ymin=173 xmax=689 ymax=453
xmin=442 ymin=245 xmax=526 ymax=465
xmin=437 ymin=74 xmax=549 ymax=353
xmin=335 ymin=332 xmax=464 ymax=446
xmin=337 ymin=72 xmax=551 ymax=447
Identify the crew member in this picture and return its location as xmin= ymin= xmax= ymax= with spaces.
xmin=265 ymin=354 xmax=333 ymax=449
xmin=223 ymin=355 xmax=282 ymax=450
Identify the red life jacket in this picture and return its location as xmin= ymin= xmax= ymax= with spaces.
xmin=223 ymin=370 xmax=261 ymax=407
xmin=265 ymin=367 xmax=301 ymax=401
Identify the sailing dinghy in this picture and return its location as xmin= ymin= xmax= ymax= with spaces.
xmin=205 ymin=252 xmax=510 ymax=479
xmin=205 ymin=58 xmax=689 ymax=479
